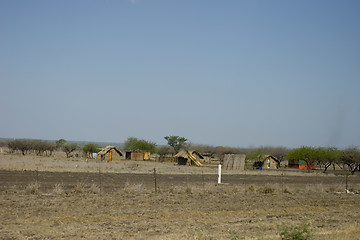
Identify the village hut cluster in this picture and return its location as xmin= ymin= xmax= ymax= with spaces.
xmin=92 ymin=145 xmax=317 ymax=171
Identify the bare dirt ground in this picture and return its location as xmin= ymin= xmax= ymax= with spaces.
xmin=1 ymin=153 xmax=360 ymax=239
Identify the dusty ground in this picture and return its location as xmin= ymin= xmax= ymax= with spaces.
xmin=0 ymin=153 xmax=360 ymax=239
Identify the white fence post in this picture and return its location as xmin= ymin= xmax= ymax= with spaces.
xmin=218 ymin=164 xmax=222 ymax=184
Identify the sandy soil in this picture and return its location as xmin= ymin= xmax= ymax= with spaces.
xmin=0 ymin=153 xmax=360 ymax=239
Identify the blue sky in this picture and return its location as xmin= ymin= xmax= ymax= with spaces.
xmin=1 ymin=0 xmax=359 ymax=148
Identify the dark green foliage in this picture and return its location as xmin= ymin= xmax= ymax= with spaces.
xmin=164 ymin=136 xmax=187 ymax=153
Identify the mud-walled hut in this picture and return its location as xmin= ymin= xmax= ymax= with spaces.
xmin=174 ymin=150 xmax=203 ymax=166
xmin=125 ymin=151 xmax=151 ymax=161
xmin=262 ymin=155 xmax=280 ymax=169
xmin=97 ymin=146 xmax=124 ymax=162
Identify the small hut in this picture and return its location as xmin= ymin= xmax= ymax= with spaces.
xmin=174 ymin=150 xmax=203 ymax=166
xmin=262 ymin=155 xmax=280 ymax=169
xmin=288 ymin=160 xmax=316 ymax=170
xmin=97 ymin=146 xmax=124 ymax=162
xmin=298 ymin=160 xmax=316 ymax=170
xmin=223 ymin=154 xmax=245 ymax=170
xmin=125 ymin=151 xmax=151 ymax=161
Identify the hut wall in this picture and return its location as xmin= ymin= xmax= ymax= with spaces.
xmin=223 ymin=154 xmax=245 ymax=170
xmin=264 ymin=158 xmax=278 ymax=169
xmin=126 ymin=152 xmax=150 ymax=161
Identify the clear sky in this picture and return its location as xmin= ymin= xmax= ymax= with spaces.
xmin=1 ymin=0 xmax=359 ymax=148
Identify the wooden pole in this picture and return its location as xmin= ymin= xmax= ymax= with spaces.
xmin=345 ymin=174 xmax=348 ymax=193
xmin=154 ymin=168 xmax=157 ymax=193
xmin=99 ymin=163 xmax=102 ymax=193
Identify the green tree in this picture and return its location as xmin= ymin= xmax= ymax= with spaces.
xmin=339 ymin=147 xmax=360 ymax=175
xmin=56 ymin=139 xmax=67 ymax=149
xmin=316 ymin=147 xmax=341 ymax=173
xmin=62 ymin=143 xmax=78 ymax=158
xmin=164 ymin=136 xmax=187 ymax=153
xmin=83 ymin=143 xmax=100 ymax=157
xmin=286 ymin=146 xmax=317 ymax=170
xmin=124 ymin=137 xmax=157 ymax=153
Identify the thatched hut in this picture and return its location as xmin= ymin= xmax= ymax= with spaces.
xmin=262 ymin=155 xmax=280 ymax=169
xmin=223 ymin=154 xmax=245 ymax=170
xmin=125 ymin=151 xmax=151 ymax=161
xmin=97 ymin=146 xmax=124 ymax=162
xmin=174 ymin=150 xmax=203 ymax=166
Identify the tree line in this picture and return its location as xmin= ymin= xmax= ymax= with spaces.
xmin=2 ymin=137 xmax=360 ymax=174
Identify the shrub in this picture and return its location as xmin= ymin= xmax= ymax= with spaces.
xmin=124 ymin=182 xmax=146 ymax=194
xmin=25 ymin=182 xmax=40 ymax=194
xmin=257 ymin=185 xmax=275 ymax=194
xmin=278 ymin=221 xmax=313 ymax=240
xmin=88 ymin=183 xmax=100 ymax=194
xmin=53 ymin=183 xmax=64 ymax=195
xmin=73 ymin=182 xmax=86 ymax=193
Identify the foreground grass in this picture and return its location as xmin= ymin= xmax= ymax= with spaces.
xmin=0 ymin=183 xmax=359 ymax=240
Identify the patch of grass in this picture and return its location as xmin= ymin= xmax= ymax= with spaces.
xmin=278 ymin=221 xmax=313 ymax=240
xmin=246 ymin=185 xmax=255 ymax=193
xmin=257 ymin=185 xmax=275 ymax=194
xmin=283 ymin=188 xmax=292 ymax=194
xmin=73 ymin=182 xmax=86 ymax=193
xmin=25 ymin=182 xmax=40 ymax=194
xmin=123 ymin=182 xmax=146 ymax=194
xmin=53 ymin=183 xmax=64 ymax=195
xmin=88 ymin=183 xmax=100 ymax=194
xmin=185 ymin=185 xmax=193 ymax=194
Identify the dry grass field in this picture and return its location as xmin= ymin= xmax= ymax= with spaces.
xmin=0 ymin=153 xmax=360 ymax=239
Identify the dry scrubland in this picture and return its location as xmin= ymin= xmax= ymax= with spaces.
xmin=0 ymin=153 xmax=360 ymax=240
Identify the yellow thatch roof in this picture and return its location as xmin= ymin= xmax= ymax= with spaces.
xmin=174 ymin=150 xmax=203 ymax=166
xmin=97 ymin=146 xmax=123 ymax=156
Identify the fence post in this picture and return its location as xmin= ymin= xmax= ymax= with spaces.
xmin=99 ymin=163 xmax=102 ymax=193
xmin=218 ymin=164 xmax=222 ymax=184
xmin=154 ymin=168 xmax=157 ymax=193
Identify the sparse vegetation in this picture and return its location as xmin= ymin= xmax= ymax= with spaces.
xmin=278 ymin=221 xmax=313 ymax=240
xmin=7 ymin=139 xmax=56 ymax=156
xmin=53 ymin=183 xmax=64 ymax=195
xmin=25 ymin=181 xmax=40 ymax=194
xmin=62 ymin=143 xmax=78 ymax=158
xmin=339 ymin=146 xmax=360 ymax=175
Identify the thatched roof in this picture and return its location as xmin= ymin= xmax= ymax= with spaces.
xmin=97 ymin=146 xmax=123 ymax=156
xmin=262 ymin=155 xmax=280 ymax=163
xmin=174 ymin=150 xmax=203 ymax=166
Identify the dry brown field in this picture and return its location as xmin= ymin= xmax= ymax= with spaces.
xmin=0 ymin=153 xmax=360 ymax=239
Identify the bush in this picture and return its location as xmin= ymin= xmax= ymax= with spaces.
xmin=279 ymin=221 xmax=313 ymax=240
xmin=53 ymin=183 xmax=64 ymax=195
xmin=25 ymin=182 xmax=40 ymax=194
